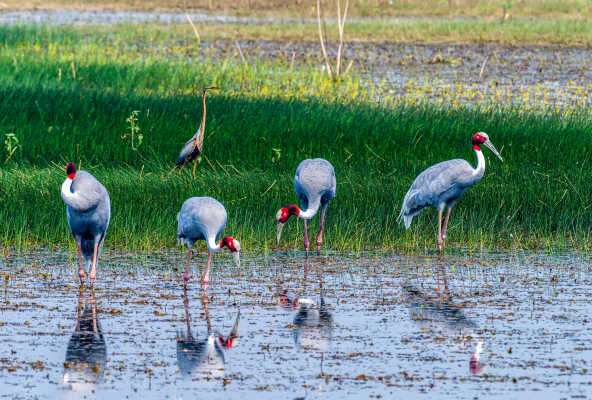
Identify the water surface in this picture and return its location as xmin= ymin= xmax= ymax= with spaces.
xmin=0 ymin=250 xmax=591 ymax=399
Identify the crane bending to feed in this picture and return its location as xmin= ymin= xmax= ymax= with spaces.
xmin=276 ymin=158 xmax=336 ymax=255
xmin=176 ymin=86 xmax=218 ymax=177
xmin=177 ymin=196 xmax=241 ymax=286
xmin=61 ymin=163 xmax=111 ymax=285
xmin=399 ymin=132 xmax=503 ymax=254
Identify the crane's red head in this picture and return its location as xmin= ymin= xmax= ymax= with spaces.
xmin=472 ymin=132 xmax=487 ymax=150
xmin=66 ymin=162 xmax=76 ymax=180
xmin=471 ymin=132 xmax=504 ymax=161
xmin=220 ymin=236 xmax=241 ymax=267
xmin=276 ymin=205 xmax=300 ymax=246
xmin=276 ymin=205 xmax=300 ymax=224
xmin=218 ymin=336 xmax=237 ymax=349
xmin=220 ymin=236 xmax=240 ymax=252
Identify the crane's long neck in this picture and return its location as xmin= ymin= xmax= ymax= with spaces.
xmin=297 ymin=197 xmax=321 ymax=220
xmin=206 ymin=235 xmax=223 ymax=253
xmin=61 ymin=178 xmax=95 ymax=212
xmin=472 ymin=146 xmax=486 ymax=181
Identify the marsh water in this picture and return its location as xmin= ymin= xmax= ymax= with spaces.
xmin=0 ymin=249 xmax=591 ymax=399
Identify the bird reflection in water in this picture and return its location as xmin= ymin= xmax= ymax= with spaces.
xmin=176 ymin=286 xmax=240 ymax=379
xmin=403 ymin=264 xmax=487 ymax=376
xmin=278 ymin=261 xmax=333 ymax=373
xmin=62 ymin=287 xmax=107 ymax=392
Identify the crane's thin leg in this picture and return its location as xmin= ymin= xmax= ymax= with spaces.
xmin=203 ymin=251 xmax=212 ymax=285
xmin=89 ymin=240 xmax=99 ymax=286
xmin=76 ymin=240 xmax=85 ymax=284
xmin=192 ymin=160 xmax=197 ymax=178
xmin=90 ymin=287 xmax=98 ymax=333
xmin=316 ymin=209 xmax=326 ymax=256
xmin=442 ymin=206 xmax=452 ymax=250
xmin=303 ymin=219 xmax=310 ymax=256
xmin=76 ymin=285 xmax=84 ymax=331
xmin=437 ymin=209 xmax=443 ymax=255
xmin=178 ymin=163 xmax=184 ymax=174
xmin=184 ymin=249 xmax=192 ymax=287
xmin=183 ymin=285 xmax=191 ymax=333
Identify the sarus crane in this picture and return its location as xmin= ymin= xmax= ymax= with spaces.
xmin=275 ymin=158 xmax=336 ymax=255
xmin=399 ymin=132 xmax=503 ymax=254
xmin=176 ymin=86 xmax=218 ymax=177
xmin=61 ymin=163 xmax=110 ymax=285
xmin=177 ymin=197 xmax=241 ymax=286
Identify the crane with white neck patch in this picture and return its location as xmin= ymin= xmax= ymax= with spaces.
xmin=176 ymin=86 xmax=218 ymax=177
xmin=275 ymin=158 xmax=336 ymax=256
xmin=61 ymin=163 xmax=111 ymax=285
xmin=177 ymin=197 xmax=241 ymax=287
xmin=399 ymin=132 xmax=503 ymax=254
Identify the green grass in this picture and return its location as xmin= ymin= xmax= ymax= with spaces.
xmin=1 ymin=9 xmax=591 ymax=45
xmin=1 ymin=24 xmax=592 ymax=253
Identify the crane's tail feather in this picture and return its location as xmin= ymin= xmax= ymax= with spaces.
xmin=398 ymin=190 xmax=425 ymax=229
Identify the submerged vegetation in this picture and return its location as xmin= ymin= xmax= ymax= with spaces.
xmin=0 ymin=24 xmax=591 ymax=252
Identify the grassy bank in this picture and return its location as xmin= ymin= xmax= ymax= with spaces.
xmin=1 ymin=24 xmax=591 ymax=252
xmin=2 ymin=13 xmax=591 ymax=46
xmin=4 ymin=0 xmax=591 ymax=20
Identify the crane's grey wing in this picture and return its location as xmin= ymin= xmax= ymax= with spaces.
xmin=67 ymin=171 xmax=110 ymax=260
xmin=177 ymin=197 xmax=227 ymax=244
xmin=399 ymin=159 xmax=473 ymax=227
xmin=68 ymin=171 xmax=105 ymax=212
xmin=176 ymin=137 xmax=198 ymax=167
xmin=294 ymin=158 xmax=336 ymax=210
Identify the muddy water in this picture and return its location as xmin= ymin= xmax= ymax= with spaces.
xmin=0 ymin=250 xmax=591 ymax=399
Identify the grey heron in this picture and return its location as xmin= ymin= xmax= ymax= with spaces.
xmin=399 ymin=132 xmax=503 ymax=254
xmin=61 ymin=163 xmax=110 ymax=285
xmin=176 ymin=86 xmax=218 ymax=177
xmin=276 ymin=158 xmax=336 ymax=255
xmin=177 ymin=196 xmax=241 ymax=286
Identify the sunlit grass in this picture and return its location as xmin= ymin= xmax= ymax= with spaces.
xmin=0 ymin=24 xmax=591 ymax=252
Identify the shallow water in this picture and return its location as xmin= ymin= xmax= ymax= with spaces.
xmin=0 ymin=250 xmax=591 ymax=399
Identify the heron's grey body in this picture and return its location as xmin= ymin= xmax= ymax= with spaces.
xmin=62 ymin=171 xmax=111 ymax=272
xmin=399 ymin=158 xmax=482 ymax=229
xmin=177 ymin=197 xmax=227 ymax=250
xmin=294 ymin=158 xmax=336 ymax=219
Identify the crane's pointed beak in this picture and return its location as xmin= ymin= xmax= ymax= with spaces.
xmin=276 ymin=222 xmax=285 ymax=246
xmin=232 ymin=251 xmax=240 ymax=268
xmin=484 ymin=140 xmax=503 ymax=162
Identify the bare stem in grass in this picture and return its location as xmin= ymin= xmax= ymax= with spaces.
xmin=235 ymin=40 xmax=249 ymax=68
xmin=316 ymin=0 xmax=333 ymax=80
xmin=478 ymin=55 xmax=489 ymax=82
xmin=316 ymin=0 xmax=350 ymax=81
xmin=183 ymin=0 xmax=201 ymax=45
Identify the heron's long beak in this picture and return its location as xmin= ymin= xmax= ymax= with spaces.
xmin=483 ymin=140 xmax=503 ymax=162
xmin=276 ymin=221 xmax=285 ymax=246
xmin=232 ymin=251 xmax=240 ymax=268
xmin=204 ymin=86 xmax=219 ymax=91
